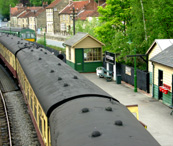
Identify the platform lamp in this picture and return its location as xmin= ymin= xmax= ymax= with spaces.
xmin=127 ymin=39 xmax=137 ymax=92
xmin=70 ymin=7 xmax=78 ymax=35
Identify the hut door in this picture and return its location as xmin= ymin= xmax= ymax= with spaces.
xmin=158 ymin=70 xmax=163 ymax=100
xmin=75 ymin=49 xmax=84 ymax=72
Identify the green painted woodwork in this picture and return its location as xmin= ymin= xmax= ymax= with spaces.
xmin=153 ymin=84 xmax=159 ymax=100
xmin=153 ymin=84 xmax=172 ymax=105
xmin=66 ymin=60 xmax=75 ymax=69
xmin=163 ymin=92 xmax=172 ymax=106
xmin=83 ymin=62 xmax=103 ymax=72
xmin=67 ymin=60 xmax=103 ymax=73
xmin=149 ymin=72 xmax=152 ymax=84
xmin=75 ymin=49 xmax=84 ymax=72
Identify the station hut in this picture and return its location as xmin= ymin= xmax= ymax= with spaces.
xmin=146 ymin=39 xmax=173 ymax=106
xmin=64 ymin=32 xmax=105 ymax=72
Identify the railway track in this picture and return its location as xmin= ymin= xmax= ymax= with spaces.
xmin=0 ymin=64 xmax=40 ymax=146
xmin=0 ymin=90 xmax=12 ymax=146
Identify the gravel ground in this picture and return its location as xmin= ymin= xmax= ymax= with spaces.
xmin=4 ymin=91 xmax=40 ymax=146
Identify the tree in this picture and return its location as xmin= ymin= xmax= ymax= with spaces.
xmin=95 ymin=0 xmax=131 ymax=63
xmin=73 ymin=18 xmax=101 ymax=37
xmin=95 ymin=0 xmax=173 ymax=70
xmin=0 ymin=0 xmax=19 ymax=19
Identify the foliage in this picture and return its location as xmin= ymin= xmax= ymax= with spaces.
xmin=37 ymin=38 xmax=65 ymax=53
xmin=37 ymin=37 xmax=47 ymax=45
xmin=0 ymin=0 xmax=18 ymax=19
xmin=72 ymin=18 xmax=101 ymax=37
xmin=29 ymin=0 xmax=53 ymax=6
xmin=95 ymin=0 xmax=173 ymax=70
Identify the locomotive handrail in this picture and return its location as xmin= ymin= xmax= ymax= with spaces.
xmin=0 ymin=90 xmax=12 ymax=146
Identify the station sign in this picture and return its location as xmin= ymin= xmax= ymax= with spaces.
xmin=105 ymin=51 xmax=115 ymax=64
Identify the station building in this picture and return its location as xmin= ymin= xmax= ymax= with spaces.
xmin=64 ymin=32 xmax=104 ymax=72
xmin=146 ymin=39 xmax=173 ymax=106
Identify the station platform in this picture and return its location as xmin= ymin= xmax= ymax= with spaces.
xmin=82 ymin=73 xmax=173 ymax=146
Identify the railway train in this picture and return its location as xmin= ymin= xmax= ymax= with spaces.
xmin=0 ymin=33 xmax=160 ymax=146
xmin=0 ymin=27 xmax=36 ymax=42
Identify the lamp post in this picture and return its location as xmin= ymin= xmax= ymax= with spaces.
xmin=127 ymin=40 xmax=137 ymax=92
xmin=44 ymin=32 xmax=46 ymax=48
xmin=134 ymin=48 xmax=137 ymax=92
xmin=70 ymin=7 xmax=78 ymax=35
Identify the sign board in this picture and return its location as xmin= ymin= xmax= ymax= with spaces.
xmin=125 ymin=66 xmax=131 ymax=76
xmin=105 ymin=51 xmax=115 ymax=64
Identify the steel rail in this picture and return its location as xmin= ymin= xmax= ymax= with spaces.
xmin=0 ymin=90 xmax=12 ymax=146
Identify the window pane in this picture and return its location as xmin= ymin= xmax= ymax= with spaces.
xmin=84 ymin=48 xmax=101 ymax=62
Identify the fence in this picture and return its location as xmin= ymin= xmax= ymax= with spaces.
xmin=104 ymin=61 xmax=149 ymax=93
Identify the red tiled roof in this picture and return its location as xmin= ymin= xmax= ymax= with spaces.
xmin=18 ymin=11 xmax=28 ymax=18
xmin=85 ymin=0 xmax=98 ymax=10
xmin=26 ymin=8 xmax=46 ymax=17
xmin=11 ymin=9 xmax=26 ymax=17
xmin=46 ymin=0 xmax=61 ymax=9
xmin=10 ymin=7 xmax=18 ymax=15
xmin=18 ymin=7 xmax=45 ymax=18
xmin=27 ymin=7 xmax=42 ymax=11
xmin=59 ymin=1 xmax=89 ymax=14
xmin=77 ymin=10 xmax=98 ymax=20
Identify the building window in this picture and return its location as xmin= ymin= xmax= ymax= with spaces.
xmin=61 ymin=23 xmax=66 ymax=31
xmin=63 ymin=15 xmax=65 ymax=20
xmin=69 ymin=47 xmax=71 ymax=60
xmin=84 ymin=48 xmax=101 ymax=62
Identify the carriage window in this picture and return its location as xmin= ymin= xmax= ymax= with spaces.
xmin=31 ymin=97 xmax=33 ymax=111
xmin=27 ymin=89 xmax=29 ymax=100
xmin=26 ymin=33 xmax=30 ymax=38
xmin=39 ymin=116 xmax=42 ymax=134
xmin=44 ymin=120 xmax=46 ymax=137
xmin=34 ymin=98 xmax=37 ymax=120
xmin=84 ymin=48 xmax=101 ymax=62
xmin=39 ymin=107 xmax=42 ymax=134
xmin=31 ymin=33 xmax=35 ymax=38
xmin=21 ymin=33 xmax=26 ymax=39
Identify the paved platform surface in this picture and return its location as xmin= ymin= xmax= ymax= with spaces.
xmin=82 ymin=73 xmax=173 ymax=146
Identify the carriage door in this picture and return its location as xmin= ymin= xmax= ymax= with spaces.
xmin=158 ymin=70 xmax=163 ymax=100
xmin=75 ymin=49 xmax=84 ymax=72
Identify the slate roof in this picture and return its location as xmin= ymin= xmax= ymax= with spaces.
xmin=146 ymin=39 xmax=173 ymax=54
xmin=64 ymin=32 xmax=88 ymax=46
xmin=64 ymin=32 xmax=104 ymax=47
xmin=150 ymin=45 xmax=173 ymax=68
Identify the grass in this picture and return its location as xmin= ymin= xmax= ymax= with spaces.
xmin=37 ymin=38 xmax=65 ymax=54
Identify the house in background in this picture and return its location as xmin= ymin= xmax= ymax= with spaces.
xmin=146 ymin=39 xmax=173 ymax=106
xmin=59 ymin=0 xmax=90 ymax=33
xmin=28 ymin=8 xmax=46 ymax=31
xmin=46 ymin=0 xmax=69 ymax=34
xmin=59 ymin=0 xmax=98 ymax=33
xmin=17 ymin=7 xmax=42 ymax=28
xmin=64 ymin=32 xmax=104 ymax=72
xmin=10 ymin=4 xmax=26 ymax=27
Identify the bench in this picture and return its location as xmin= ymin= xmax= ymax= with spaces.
xmin=98 ymin=68 xmax=113 ymax=82
xmin=170 ymin=105 xmax=173 ymax=115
